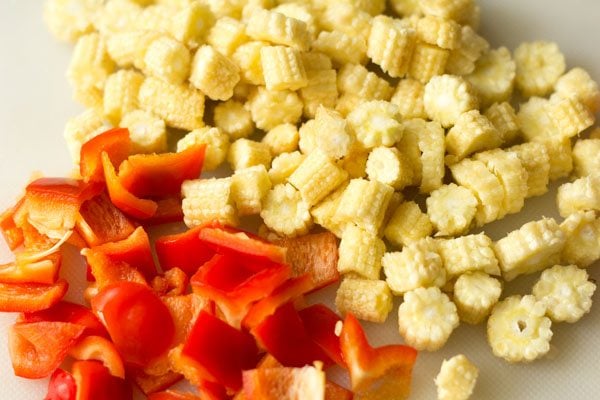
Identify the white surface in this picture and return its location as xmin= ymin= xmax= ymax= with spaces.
xmin=0 ymin=1 xmax=599 ymax=399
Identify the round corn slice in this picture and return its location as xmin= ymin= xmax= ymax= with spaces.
xmin=423 ymin=75 xmax=478 ymax=128
xmin=560 ymin=211 xmax=600 ymax=268
xmin=260 ymin=183 xmax=312 ymax=238
xmin=466 ymin=47 xmax=516 ymax=107
xmin=366 ymin=147 xmax=413 ymax=190
xmin=426 ymin=184 xmax=478 ymax=236
xmin=435 ymin=354 xmax=479 ymax=400
xmin=143 ymin=36 xmax=191 ymax=85
xmin=454 ymin=272 xmax=502 ymax=325
xmin=346 ymin=100 xmax=403 ymax=149
xmin=177 ymin=127 xmax=230 ymax=171
xmin=514 ymin=41 xmax=566 ymax=97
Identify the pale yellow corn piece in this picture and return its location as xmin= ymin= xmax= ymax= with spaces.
xmin=424 ymin=74 xmax=478 ymax=128
xmin=561 ymin=211 xmax=600 ymax=268
xmin=67 ymin=33 xmax=115 ymax=93
xmin=514 ymin=41 xmax=566 ymax=97
xmin=190 ymin=45 xmax=240 ymax=101
xmin=546 ymin=96 xmax=594 ymax=139
xmin=572 ymin=139 xmax=600 ymax=178
xmin=299 ymin=69 xmax=338 ymax=118
xmin=416 ymin=15 xmax=461 ymax=50
xmin=227 ymin=138 xmax=272 ymax=171
xmin=336 ymin=278 xmax=393 ymax=323
xmin=446 ymin=110 xmax=501 ymax=163
xmin=368 ymin=16 xmax=417 ymax=78
xmin=72 ymin=85 xmax=104 ymax=109
xmin=438 ymin=233 xmax=500 ymax=277
xmin=533 ymin=265 xmax=596 ymax=323
xmin=300 ymin=52 xmax=333 ymax=72
xmin=494 ymin=217 xmax=566 ymax=281
xmin=213 ymin=100 xmax=254 ymax=140
xmin=380 ymin=192 xmax=405 ymax=237
xmin=143 ymin=36 xmax=191 ymax=85
xmin=445 ymin=25 xmax=489 ymax=76
xmin=337 ymin=64 xmax=393 ymax=101
xmin=453 ymin=272 xmax=501 ymax=325
xmin=268 ymin=151 xmax=304 ymax=185
xmin=262 ymin=123 xmax=299 ymax=155
xmin=515 ymin=97 xmax=557 ymax=141
xmin=397 ymin=119 xmax=424 ymax=185
xmin=426 ymin=184 xmax=477 ymax=236
xmin=450 ymin=159 xmax=504 ymax=226
xmin=466 ymin=47 xmax=516 ymax=108
xmin=533 ymin=136 xmax=573 ymax=181
xmin=312 ymin=30 xmax=367 ymax=66
xmin=298 ymin=107 xmax=353 ymax=159
xmin=260 ymin=46 xmax=308 ymax=91
xmin=230 ymin=165 xmax=272 ymax=216
xmin=103 ymin=69 xmax=144 ymax=124
xmin=169 ymin=2 xmax=215 ymax=49
xmin=94 ymin=0 xmax=143 ymax=36
xmin=232 ymin=81 xmax=254 ymax=101
xmin=310 ymin=183 xmax=349 ymax=238
xmin=456 ymin=1 xmax=481 ymax=29
xmin=181 ymin=178 xmax=238 ymax=227
xmin=206 ymin=17 xmax=248 ymax=56
xmin=510 ymin=142 xmax=550 ymax=198
xmin=64 ymin=108 xmax=112 ymax=163
xmin=132 ymin=4 xmax=176 ymax=33
xmin=384 ymin=201 xmax=433 ymax=247
xmin=435 ymin=354 xmax=479 ymax=400
xmin=554 ymin=67 xmax=600 ymax=114
xmin=339 ymin=147 xmax=369 ymax=179
xmin=334 ymin=178 xmax=394 ymax=235
xmin=340 ymin=0 xmax=385 ymax=15
xmin=246 ymin=87 xmax=303 ymax=131
xmin=389 ymin=0 xmax=421 ymax=16
xmin=245 ymin=8 xmax=310 ymax=51
xmin=272 ymin=2 xmax=318 ymax=41
xmin=420 ymin=0 xmax=473 ymax=21
xmin=233 ymin=41 xmax=268 ymax=85
xmin=487 ymin=295 xmax=552 ymax=363
xmin=590 ymin=127 xmax=600 ymax=139
xmin=337 ymin=225 xmax=385 ymax=280
xmin=474 ymin=149 xmax=527 ymax=215
xmin=347 ymin=101 xmax=403 ymax=149
xmin=44 ymin=0 xmax=101 ymax=42
xmin=391 ymin=79 xmax=427 ymax=119
xmin=288 ymin=149 xmax=348 ymax=206
xmin=398 ymin=287 xmax=459 ymax=351
xmin=177 ymin=127 xmax=229 ymax=171
xmin=319 ymin=3 xmax=372 ymax=43
xmin=260 ymin=183 xmax=312 ymax=237
xmin=106 ymin=30 xmax=161 ymax=70
xmin=120 ymin=110 xmax=167 ymax=154
xmin=139 ymin=77 xmax=205 ymax=131
xmin=484 ymin=102 xmax=519 ymax=144
xmin=203 ymin=0 xmax=245 ymax=19
xmin=408 ymin=43 xmax=450 ymax=84
xmin=556 ymin=174 xmax=600 ymax=217
xmin=366 ymin=147 xmax=413 ymax=190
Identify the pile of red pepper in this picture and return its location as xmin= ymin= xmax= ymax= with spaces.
xmin=0 ymin=129 xmax=417 ymax=400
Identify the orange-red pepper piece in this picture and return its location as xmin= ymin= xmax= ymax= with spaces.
xmin=149 ymin=391 xmax=202 ymax=400
xmin=143 ymin=196 xmax=184 ymax=225
xmin=46 ymin=368 xmax=77 ymax=400
xmin=0 ymin=252 xmax=61 ymax=284
xmin=0 ymin=198 xmax=25 ymax=250
xmin=298 ymin=304 xmax=345 ymax=368
xmin=68 ymin=335 xmax=126 ymax=379
xmin=80 ymin=128 xmax=132 ymax=183
xmin=72 ymin=360 xmax=133 ymax=400
xmin=242 ymin=365 xmax=326 ymax=400
xmin=76 ymin=192 xmax=136 ymax=247
xmin=0 ymin=279 xmax=68 ymax=312
xmin=131 ymin=368 xmax=183 ymax=396
xmin=155 ymin=226 xmax=216 ymax=276
xmin=325 ymin=381 xmax=354 ymax=400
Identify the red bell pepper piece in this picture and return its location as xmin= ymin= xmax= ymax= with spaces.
xmin=72 ymin=360 xmax=132 ymax=400
xmin=181 ymin=310 xmax=259 ymax=391
xmin=197 ymin=380 xmax=229 ymax=400
xmin=76 ymin=192 xmax=136 ymax=247
xmin=155 ymin=226 xmax=216 ymax=276
xmin=160 ymin=293 xmax=208 ymax=345
xmin=45 ymin=368 xmax=77 ymax=400
xmin=340 ymin=314 xmax=417 ymax=399
xmin=251 ymin=302 xmax=333 ymax=368
xmin=80 ymin=128 xmax=132 ymax=183
xmin=101 ymin=152 xmax=158 ymax=219
xmin=131 ymin=369 xmax=182 ymax=396
xmin=68 ymin=335 xmax=126 ymax=378
xmin=91 ymin=282 xmax=175 ymax=368
xmin=152 ymin=268 xmax=189 ymax=296
xmin=0 ymin=198 xmax=25 ymax=250
xmin=298 ymin=304 xmax=345 ymax=368
xmin=8 ymin=321 xmax=85 ymax=379
xmin=118 ymin=144 xmax=206 ymax=198
xmin=0 ymin=279 xmax=68 ymax=312
xmin=84 ymin=251 xmax=148 ymax=289
xmin=0 ymin=252 xmax=61 ymax=284
xmin=242 ymin=365 xmax=326 ymax=400
xmin=242 ymin=274 xmax=314 ymax=329
xmin=148 ymin=391 xmax=202 ymax=400
xmin=275 ymin=232 xmax=339 ymax=291
xmin=143 ymin=196 xmax=184 ymax=225
xmin=191 ymin=254 xmax=291 ymax=328
xmin=325 ymin=381 xmax=353 ymax=400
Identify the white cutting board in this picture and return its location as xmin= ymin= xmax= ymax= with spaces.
xmin=0 ymin=1 xmax=599 ymax=399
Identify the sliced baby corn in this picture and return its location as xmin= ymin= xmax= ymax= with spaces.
xmin=454 ymin=272 xmax=502 ymax=325
xmin=554 ymin=67 xmax=600 ymax=114
xmin=367 ymin=15 xmax=416 ymax=78
xmin=424 ymin=74 xmax=478 ymax=128
xmin=510 ymin=141 xmax=550 ymax=198
xmin=338 ymin=224 xmax=386 ymax=280
xmin=346 ymin=100 xmax=403 ymax=149
xmin=435 ymin=354 xmax=479 ymax=400
xmin=438 ymin=233 xmax=500 ymax=277
xmin=366 ymin=147 xmax=414 ymax=190
xmin=466 ymin=47 xmax=515 ymax=107
xmin=336 ymin=278 xmax=393 ymax=323
xmin=560 ymin=211 xmax=600 ymax=268
xmin=426 ymin=184 xmax=478 ymax=236
xmin=418 ymin=120 xmax=446 ymax=193
xmin=177 ymin=127 xmax=229 ymax=171
xmin=556 ymin=173 xmax=600 ymax=217
xmin=384 ymin=201 xmax=433 ymax=248
xmin=572 ymin=139 xmax=600 ymax=178
xmin=445 ymin=109 xmax=502 ymax=163
xmin=231 ymin=165 xmax=272 ymax=216
xmin=484 ymin=101 xmax=519 ymax=145
xmin=181 ymin=178 xmax=238 ymax=228
xmin=260 ymin=183 xmax=312 ymax=238
xmin=514 ymin=41 xmax=566 ymax=97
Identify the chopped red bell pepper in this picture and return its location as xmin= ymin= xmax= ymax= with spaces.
xmin=80 ymin=128 xmax=132 ymax=183
xmin=242 ymin=274 xmax=314 ymax=329
xmin=19 ymin=220 xmax=57 ymax=251
xmin=8 ymin=321 xmax=85 ymax=379
xmin=131 ymin=369 xmax=183 ymax=396
xmin=76 ymin=192 xmax=136 ymax=247
xmin=68 ymin=335 xmax=126 ymax=379
xmin=72 ymin=360 xmax=132 ymax=400
xmin=168 ymin=345 xmax=206 ymax=387
xmin=152 ymin=267 xmax=189 ymax=296
xmin=148 ymin=391 xmax=202 ymax=400
xmin=197 ymin=380 xmax=229 ymax=400
xmin=251 ymin=302 xmax=333 ymax=368
xmin=0 ymin=198 xmax=25 ymax=250
xmin=45 ymin=368 xmax=77 ymax=400
xmin=340 ymin=314 xmax=417 ymax=399
xmin=325 ymin=381 xmax=353 ymax=400
xmin=84 ymin=251 xmax=148 ymax=289
xmin=242 ymin=365 xmax=326 ymax=400
xmin=155 ymin=226 xmax=216 ymax=276
xmin=118 ymin=145 xmax=206 ymax=198
xmin=143 ymin=196 xmax=184 ymax=225
xmin=160 ymin=293 xmax=209 ymax=345
xmin=101 ymin=152 xmax=158 ymax=219
xmin=298 ymin=304 xmax=344 ymax=368
xmin=0 ymin=279 xmax=68 ymax=312
xmin=0 ymin=252 xmax=61 ymax=284
xmin=181 ymin=311 xmax=259 ymax=391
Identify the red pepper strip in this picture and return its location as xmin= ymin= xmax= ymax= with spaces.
xmin=251 ymin=302 xmax=333 ymax=368
xmin=168 ymin=345 xmax=206 ymax=387
xmin=197 ymin=380 xmax=229 ymax=400
xmin=0 ymin=252 xmax=61 ymax=284
xmin=0 ymin=198 xmax=25 ymax=250
xmin=131 ymin=369 xmax=183 ymax=396
xmin=118 ymin=144 xmax=206 ymax=198
xmin=76 ymin=192 xmax=136 ymax=247
xmin=45 ymin=368 xmax=77 ymax=400
xmin=0 ymin=279 xmax=68 ymax=312
xmin=20 ymin=220 xmax=57 ymax=251
xmin=67 ymin=230 xmax=89 ymax=249
xmin=80 ymin=128 xmax=132 ymax=183
xmin=84 ymin=251 xmax=148 ymax=289
xmin=143 ymin=196 xmax=184 ymax=225
xmin=68 ymin=335 xmax=126 ymax=379
xmin=101 ymin=152 xmax=158 ymax=219
xmin=72 ymin=360 xmax=133 ymax=400
xmin=242 ymin=365 xmax=326 ymax=400
xmin=181 ymin=310 xmax=259 ymax=391
xmin=325 ymin=381 xmax=354 ymax=400
xmin=340 ymin=314 xmax=417 ymax=398
xmin=298 ymin=304 xmax=345 ymax=368
xmin=8 ymin=321 xmax=85 ymax=379
xmin=191 ymin=254 xmax=291 ymax=328
xmin=242 ymin=274 xmax=314 ymax=329
xmin=20 ymin=300 xmax=108 ymax=338
xmin=275 ymin=232 xmax=339 ymax=292
xmin=149 ymin=391 xmax=202 ymax=400
xmin=155 ymin=226 xmax=215 ymax=276
xmin=161 ymin=293 xmax=209 ymax=345
xmin=152 ymin=268 xmax=189 ymax=296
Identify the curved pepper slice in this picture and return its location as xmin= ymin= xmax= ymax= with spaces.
xmin=118 ymin=145 xmax=206 ymax=198
xmin=80 ymin=128 xmax=131 ymax=183
xmin=68 ymin=335 xmax=125 ymax=379
xmin=143 ymin=196 xmax=184 ymax=226
xmin=155 ymin=226 xmax=215 ymax=276
xmin=148 ymin=391 xmax=202 ymax=400
xmin=45 ymin=368 xmax=77 ymax=400
xmin=298 ymin=304 xmax=344 ymax=368
xmin=72 ymin=360 xmax=132 ymax=400
xmin=76 ymin=192 xmax=136 ymax=247
xmin=131 ymin=368 xmax=183 ymax=396
xmin=0 ymin=252 xmax=61 ymax=284
xmin=0 ymin=198 xmax=25 ymax=250
xmin=0 ymin=279 xmax=68 ymax=312
xmin=242 ymin=364 xmax=326 ymax=400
